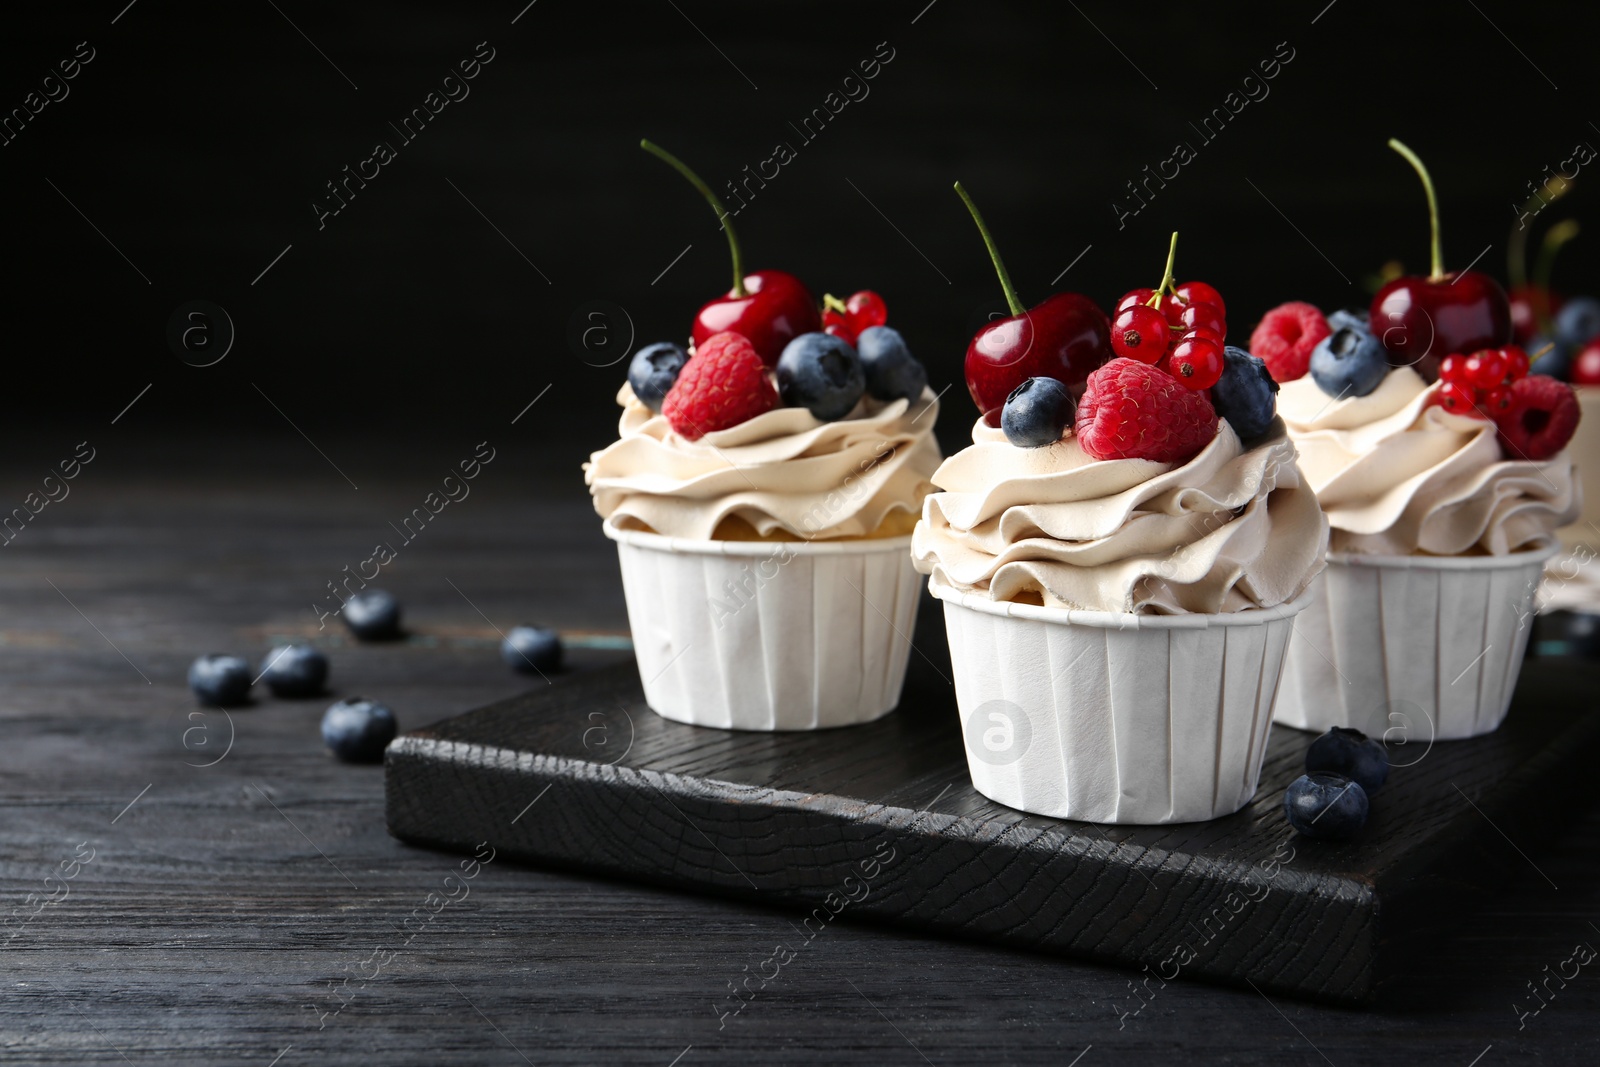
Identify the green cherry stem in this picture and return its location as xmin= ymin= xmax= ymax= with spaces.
xmin=1388 ymin=138 xmax=1445 ymax=281
xmin=1507 ymin=182 xmax=1573 ymax=289
xmin=1145 ymin=231 xmax=1180 ymax=308
xmin=1534 ymin=219 xmax=1579 ymax=293
xmin=955 ymin=181 xmax=1024 ymax=318
xmin=641 ymin=138 xmax=746 ymax=297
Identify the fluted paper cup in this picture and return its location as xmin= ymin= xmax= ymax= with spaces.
xmin=1274 ymin=541 xmax=1559 ymax=741
xmin=930 ymin=577 xmax=1312 ymax=824
xmin=604 ymin=519 xmax=923 ymax=730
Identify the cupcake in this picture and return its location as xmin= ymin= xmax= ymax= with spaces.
xmin=914 ymin=219 xmax=1326 ymax=824
xmin=1260 ymin=140 xmax=1583 ymax=741
xmin=585 ymin=142 xmax=941 ymax=731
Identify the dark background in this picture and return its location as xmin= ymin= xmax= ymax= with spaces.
xmin=2 ymin=0 xmax=1597 ymax=471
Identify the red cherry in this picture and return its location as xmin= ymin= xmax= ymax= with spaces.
xmin=1438 ymin=354 xmax=1467 ymax=384
xmin=1433 ymin=381 xmax=1485 ymax=418
xmin=1111 ymin=305 xmax=1170 ymax=363
xmin=1175 ymin=281 xmax=1226 ymax=319
xmin=692 ymin=269 xmax=822 ymax=366
xmin=1178 ymin=302 xmax=1226 ymax=339
xmin=1574 ymin=341 xmax=1600 ymax=386
xmin=1167 ymin=336 xmax=1224 ymax=390
xmin=1463 ymin=349 xmax=1508 ymax=391
xmin=1117 ymin=288 xmax=1156 ymax=313
xmin=1502 ymin=346 xmax=1531 ymax=382
xmin=845 ymin=290 xmax=888 ymax=334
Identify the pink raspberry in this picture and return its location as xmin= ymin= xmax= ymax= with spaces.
xmin=662 ymin=332 xmax=779 ymax=440
xmin=1249 ymin=301 xmax=1330 ymax=382
xmin=1075 ymin=357 xmax=1219 ymax=464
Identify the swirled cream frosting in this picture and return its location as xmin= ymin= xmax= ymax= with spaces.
xmin=585 ymin=384 xmax=941 ymax=541
xmin=910 ymin=418 xmax=1327 ymax=614
xmin=1278 ymin=368 xmax=1579 ymax=556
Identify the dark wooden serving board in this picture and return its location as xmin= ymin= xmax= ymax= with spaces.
xmin=385 ymin=603 xmax=1600 ymax=1005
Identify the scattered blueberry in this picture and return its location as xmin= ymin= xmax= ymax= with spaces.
xmin=1210 ymin=346 xmax=1279 ymax=440
xmin=1283 ymin=773 xmax=1369 ymax=840
xmin=187 ymin=654 xmax=252 ymax=707
xmin=502 ymin=625 xmax=563 ymax=674
xmin=628 ymin=342 xmax=690 ymax=412
xmin=1530 ymin=333 xmax=1574 ymax=381
xmin=1304 ymin=726 xmax=1389 ymax=794
xmin=776 ymin=333 xmax=866 ymax=421
xmin=1326 ymin=308 xmax=1369 ymax=333
xmin=259 ymin=644 xmax=329 ymax=698
xmin=343 ymin=590 xmax=402 ymax=641
xmin=1555 ymin=296 xmax=1600 ymax=349
xmin=320 ymin=698 xmax=398 ymax=763
xmin=1310 ymin=321 xmax=1389 ymax=399
xmin=1000 ymin=377 xmax=1075 ymax=448
xmin=855 ymin=326 xmax=927 ymax=404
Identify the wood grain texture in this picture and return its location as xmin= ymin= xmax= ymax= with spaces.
xmin=5 ymin=444 xmax=1600 ymax=1064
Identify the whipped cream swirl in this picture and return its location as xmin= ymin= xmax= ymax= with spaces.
xmin=586 ymin=385 xmax=942 ymax=541
xmin=911 ymin=418 xmax=1327 ymax=614
xmin=1278 ymin=368 xmax=1579 ymax=556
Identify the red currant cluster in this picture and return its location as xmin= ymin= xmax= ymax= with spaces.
xmin=1109 ymin=235 xmax=1226 ymax=391
xmin=1433 ymin=346 xmax=1531 ymax=419
xmin=821 ymin=290 xmax=888 ymax=344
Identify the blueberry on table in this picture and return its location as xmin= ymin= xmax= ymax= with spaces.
xmin=259 ymin=644 xmax=329 ymax=698
xmin=1284 ymin=773 xmax=1369 ymax=840
xmin=187 ymin=654 xmax=252 ymax=706
xmin=343 ymin=590 xmax=402 ymax=641
xmin=1305 ymin=726 xmax=1389 ymax=794
xmin=1210 ymin=346 xmax=1279 ymax=440
xmin=501 ymin=625 xmax=562 ymax=674
xmin=1310 ymin=322 xmax=1389 ymax=400
xmin=855 ymin=326 xmax=928 ymax=404
xmin=776 ymin=333 xmax=866 ymax=421
xmin=628 ymin=342 xmax=690 ymax=412
xmin=320 ymin=698 xmax=398 ymax=763
xmin=1000 ymin=376 xmax=1074 ymax=448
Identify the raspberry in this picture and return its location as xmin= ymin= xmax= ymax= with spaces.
xmin=661 ymin=331 xmax=779 ymax=440
xmin=1075 ymin=357 xmax=1219 ymax=464
xmin=1493 ymin=374 xmax=1580 ymax=461
xmin=1248 ymin=302 xmax=1330 ymax=383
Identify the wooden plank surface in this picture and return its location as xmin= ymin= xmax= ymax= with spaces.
xmin=3 ymin=441 xmax=1600 ymax=1064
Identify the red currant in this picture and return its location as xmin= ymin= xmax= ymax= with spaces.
xmin=1463 ymin=349 xmax=1508 ymax=391
xmin=1117 ymin=287 xmax=1156 ymax=313
xmin=1167 ymin=336 xmax=1224 ymax=390
xmin=823 ymin=321 xmax=852 ymax=340
xmin=845 ymin=290 xmax=888 ymax=334
xmin=1178 ymin=302 xmax=1226 ymax=339
xmin=1433 ymin=381 xmax=1483 ymax=418
xmin=1174 ymin=281 xmax=1226 ymax=318
xmin=1159 ymin=293 xmax=1188 ymax=324
xmin=1501 ymin=345 xmax=1531 ymax=382
xmin=1111 ymin=305 xmax=1170 ymax=363
xmin=1483 ymin=387 xmax=1513 ymax=414
xmin=1181 ymin=327 xmax=1225 ymax=349
xmin=1438 ymin=355 xmax=1467 ymax=384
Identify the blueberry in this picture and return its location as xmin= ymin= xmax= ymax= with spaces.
xmin=320 ymin=697 xmax=398 ymax=763
xmin=1530 ymin=333 xmax=1574 ymax=381
xmin=1310 ymin=322 xmax=1389 ymax=400
xmin=1304 ymin=726 xmax=1389 ymax=794
xmin=776 ymin=333 xmax=866 ymax=421
xmin=342 ymin=590 xmax=402 ymax=641
xmin=855 ymin=326 xmax=927 ymax=404
xmin=187 ymin=654 xmax=252 ymax=706
xmin=1326 ymin=308 xmax=1369 ymax=333
xmin=628 ymin=342 xmax=690 ymax=412
xmin=1283 ymin=773 xmax=1369 ymax=840
xmin=1210 ymin=346 xmax=1279 ymax=440
xmin=1555 ymin=296 xmax=1600 ymax=349
xmin=502 ymin=625 xmax=562 ymax=674
xmin=259 ymin=644 xmax=329 ymax=698
xmin=1000 ymin=377 xmax=1074 ymax=447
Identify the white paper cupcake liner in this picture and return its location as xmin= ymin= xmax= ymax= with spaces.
xmin=929 ymin=577 xmax=1312 ymax=825
xmin=604 ymin=520 xmax=923 ymax=730
xmin=1274 ymin=541 xmax=1559 ymax=742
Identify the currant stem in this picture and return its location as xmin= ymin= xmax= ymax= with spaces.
xmin=1388 ymin=138 xmax=1444 ymax=280
xmin=954 ymin=182 xmax=1025 ymax=317
xmin=1507 ymin=182 xmax=1574 ymax=289
xmin=641 ymin=139 xmax=745 ymax=297
xmin=1145 ymin=231 xmax=1180 ymax=308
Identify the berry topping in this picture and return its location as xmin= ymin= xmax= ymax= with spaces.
xmin=321 ymin=698 xmax=398 ymax=763
xmin=1175 ymin=281 xmax=1226 ymax=317
xmin=1304 ymin=727 xmax=1389 ymax=795
xmin=1503 ymin=345 xmax=1531 ymax=382
xmin=1000 ymin=376 xmax=1076 ymax=448
xmin=1326 ymin=308 xmax=1369 ymax=332
xmin=1075 ymin=357 xmax=1219 ymax=464
xmin=1110 ymin=304 xmax=1170 ymax=363
xmin=627 ymin=341 xmax=690 ymax=412
xmin=1249 ymin=302 xmax=1330 ymax=383
xmin=1167 ymin=335 xmax=1225 ymax=390
xmin=1555 ymin=296 xmax=1600 ymax=349
xmin=1310 ymin=319 xmax=1389 ymax=399
xmin=1177 ymin=301 xmax=1226 ymax=338
xmin=1283 ymin=773 xmax=1368 ymax=841
xmin=1210 ymin=346 xmax=1279 ymax=440
xmin=1462 ymin=348 xmax=1509 ymax=391
xmin=855 ymin=326 xmax=927 ymax=403
xmin=1432 ymin=380 xmax=1483 ymax=417
xmin=776 ymin=332 xmax=867 ymax=421
xmin=846 ymin=290 xmax=888 ymax=336
xmin=1116 ymin=287 xmax=1156 ymax=313
xmin=662 ymin=331 xmax=780 ymax=440
xmin=1494 ymin=374 xmax=1580 ymax=461
xmin=1574 ymin=341 xmax=1600 ymax=386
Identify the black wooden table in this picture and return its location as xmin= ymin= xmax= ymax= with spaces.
xmin=4 ymin=434 xmax=1597 ymax=1065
